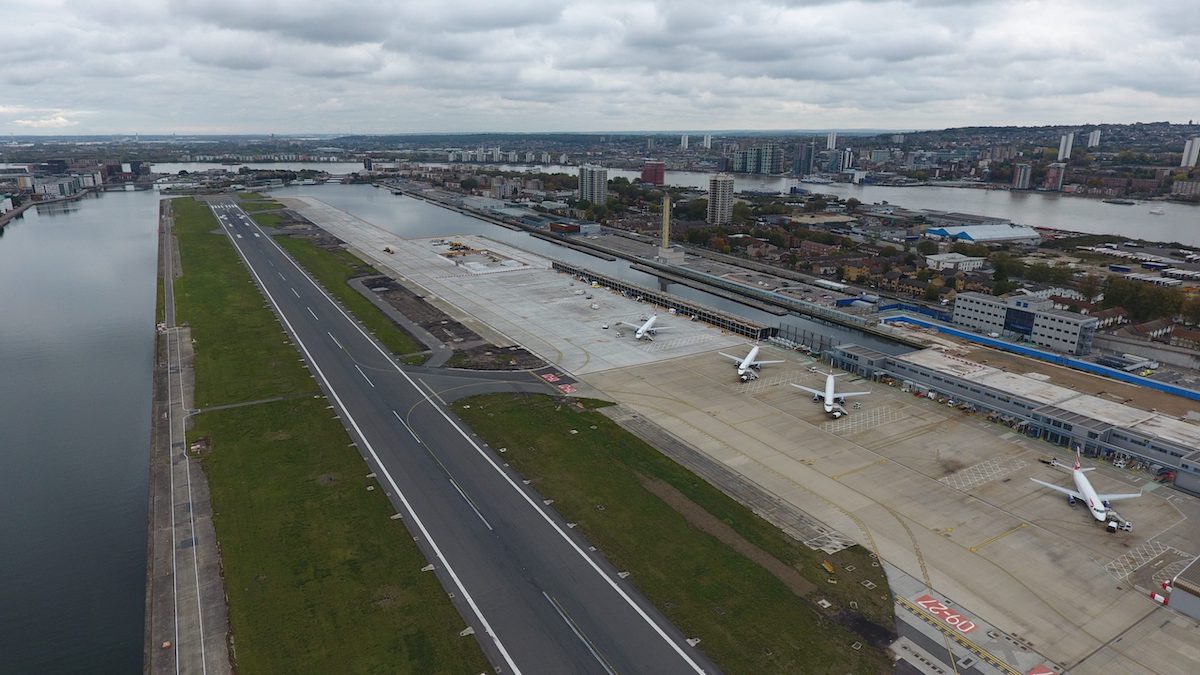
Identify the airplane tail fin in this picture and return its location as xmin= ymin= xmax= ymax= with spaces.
xmin=1074 ymin=448 xmax=1082 ymax=471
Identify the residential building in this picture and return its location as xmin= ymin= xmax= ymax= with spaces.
xmin=680 ymin=134 xmax=689 ymax=150
xmin=1087 ymin=130 xmax=1101 ymax=148
xmin=1044 ymin=162 xmax=1066 ymax=191
xmin=1057 ymin=132 xmax=1075 ymax=161
xmin=640 ymin=161 xmax=665 ymax=186
xmin=1183 ymin=137 xmax=1200 ymax=168
xmin=925 ymin=252 xmax=986 ymax=272
xmin=702 ymin=134 xmax=712 ymax=149
xmin=793 ymin=142 xmax=815 ymax=177
xmin=1012 ymin=163 xmax=1032 ymax=190
xmin=577 ymin=165 xmax=608 ymax=206
xmin=0 ymin=195 xmax=13 ymax=214
xmin=732 ymin=144 xmax=784 ymax=174
xmin=707 ymin=173 xmax=734 ymax=225
xmin=827 ymin=130 xmax=837 ymax=150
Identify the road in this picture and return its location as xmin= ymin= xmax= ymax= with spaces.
xmin=209 ymin=201 xmax=715 ymax=674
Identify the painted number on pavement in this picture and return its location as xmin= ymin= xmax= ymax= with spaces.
xmin=915 ymin=594 xmax=978 ymax=634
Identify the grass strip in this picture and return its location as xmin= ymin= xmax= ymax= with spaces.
xmin=193 ymin=398 xmax=489 ymax=674
xmin=170 ymin=196 xmax=488 ymax=672
xmin=171 ymin=197 xmax=316 ymax=406
xmin=273 ymin=235 xmax=426 ymax=358
xmin=456 ymin=393 xmax=894 ymax=675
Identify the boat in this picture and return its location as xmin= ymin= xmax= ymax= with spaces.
xmin=1103 ymin=198 xmax=1136 ymax=205
xmin=1149 ymin=207 xmax=1165 ymax=215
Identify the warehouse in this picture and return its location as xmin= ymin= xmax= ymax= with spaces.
xmin=829 ymin=344 xmax=1200 ymax=494
xmin=924 ymin=223 xmax=1042 ymax=245
xmin=1170 ymin=557 xmax=1200 ymax=620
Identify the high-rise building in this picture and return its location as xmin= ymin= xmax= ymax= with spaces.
xmin=702 ymin=134 xmax=712 ymax=149
xmin=731 ymin=144 xmax=784 ymax=174
xmin=1183 ymin=137 xmax=1200 ymax=168
xmin=1087 ymin=130 xmax=1101 ymax=148
xmin=578 ymin=165 xmax=608 ymax=206
xmin=827 ymin=131 xmax=838 ymax=150
xmin=793 ymin=142 xmax=815 ymax=176
xmin=707 ymin=174 xmax=734 ymax=225
xmin=1044 ymin=162 xmax=1066 ymax=191
xmin=540 ymin=152 xmax=551 ymax=164
xmin=647 ymin=137 xmax=655 ymax=150
xmin=559 ymin=153 xmax=568 ymax=164
xmin=1012 ymin=163 xmax=1032 ymax=190
xmin=641 ymin=160 xmax=666 ymax=186
xmin=680 ymin=134 xmax=689 ymax=150
xmin=830 ymin=148 xmax=854 ymax=172
xmin=524 ymin=151 xmax=535 ymax=163
xmin=1057 ymin=132 xmax=1075 ymax=161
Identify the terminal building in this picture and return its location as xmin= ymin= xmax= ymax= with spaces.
xmin=952 ymin=292 xmax=1098 ymax=355
xmin=829 ymin=344 xmax=1200 ymax=495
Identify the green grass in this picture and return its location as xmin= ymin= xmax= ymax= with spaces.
xmin=274 ymin=235 xmax=426 ymax=358
xmin=193 ymin=398 xmax=489 ymax=675
xmin=248 ymin=211 xmax=284 ymax=227
xmin=170 ymin=195 xmax=489 ymax=673
xmin=456 ymin=393 xmax=893 ymax=675
xmin=171 ymin=197 xmax=316 ymax=406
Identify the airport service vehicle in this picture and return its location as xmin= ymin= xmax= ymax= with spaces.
xmin=719 ymin=345 xmax=784 ymax=381
xmin=619 ymin=314 xmax=668 ymax=341
xmin=1030 ymin=449 xmax=1141 ymax=532
xmin=791 ymin=368 xmax=869 ymax=418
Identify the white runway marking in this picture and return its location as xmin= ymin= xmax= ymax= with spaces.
xmin=291 ymin=287 xmax=299 ymax=298
xmin=354 ymin=364 xmax=375 ymax=388
xmin=307 ymin=306 xmax=319 ymax=321
xmin=939 ymin=457 xmax=1030 ymax=492
xmin=326 ymin=332 xmax=343 ymax=351
xmin=822 ymin=406 xmax=906 ymax=435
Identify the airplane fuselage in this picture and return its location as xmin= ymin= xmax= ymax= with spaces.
xmin=1073 ymin=465 xmax=1109 ymax=522
xmin=737 ymin=346 xmax=760 ymax=379
xmin=822 ymin=373 xmax=836 ymax=413
xmin=635 ymin=315 xmax=658 ymax=340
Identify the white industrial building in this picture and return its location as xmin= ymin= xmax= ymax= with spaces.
xmin=925 ymin=224 xmax=1042 ymax=246
xmin=1170 ymin=557 xmax=1200 ymax=619
xmin=952 ymin=292 xmax=1098 ymax=355
xmin=925 ymin=252 xmax=986 ymax=272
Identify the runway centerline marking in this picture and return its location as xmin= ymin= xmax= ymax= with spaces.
xmin=544 ymin=591 xmax=618 ymax=675
xmin=307 ymin=306 xmax=319 ymax=321
xmin=291 ymin=287 xmax=299 ymax=298
xmin=354 ymin=364 xmax=375 ymax=388
xmin=327 ymin=332 xmax=344 ymax=351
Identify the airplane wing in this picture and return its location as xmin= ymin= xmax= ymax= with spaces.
xmin=1030 ymin=478 xmax=1083 ymax=500
xmin=753 ymin=359 xmax=785 ymax=365
xmin=839 ymin=391 xmax=870 ymax=398
xmin=618 ymin=321 xmax=642 ymax=329
xmin=1096 ymin=491 xmax=1142 ymax=502
xmin=791 ymin=384 xmax=824 ymax=397
xmin=718 ymin=352 xmax=744 ymax=363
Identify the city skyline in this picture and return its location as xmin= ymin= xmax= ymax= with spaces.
xmin=2 ymin=1 xmax=1199 ymax=135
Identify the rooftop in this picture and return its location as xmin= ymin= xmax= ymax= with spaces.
xmin=925 ymin=223 xmax=1042 ymax=242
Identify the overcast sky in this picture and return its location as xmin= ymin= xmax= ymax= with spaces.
xmin=2 ymin=0 xmax=1197 ymax=135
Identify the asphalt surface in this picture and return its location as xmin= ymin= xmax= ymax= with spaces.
xmin=209 ymin=201 xmax=715 ymax=674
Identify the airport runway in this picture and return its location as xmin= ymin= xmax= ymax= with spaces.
xmin=209 ymin=202 xmax=714 ymax=674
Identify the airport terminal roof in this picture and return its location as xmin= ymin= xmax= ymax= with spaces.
xmin=896 ymin=348 xmax=1200 ymax=454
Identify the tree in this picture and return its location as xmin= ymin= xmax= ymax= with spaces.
xmin=460 ymin=177 xmax=480 ymax=190
xmin=845 ymin=197 xmax=861 ymax=212
xmin=1077 ymin=274 xmax=1101 ymax=301
xmin=924 ymin=283 xmax=941 ymax=301
xmin=915 ymin=239 xmax=939 ymax=255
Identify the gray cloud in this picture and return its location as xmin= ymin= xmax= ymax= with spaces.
xmin=1 ymin=0 xmax=1197 ymax=134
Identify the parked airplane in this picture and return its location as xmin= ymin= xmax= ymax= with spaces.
xmin=791 ymin=368 xmax=869 ymax=418
xmin=1030 ymin=448 xmax=1140 ymax=532
xmin=619 ymin=314 xmax=668 ymax=341
xmin=719 ymin=345 xmax=784 ymax=381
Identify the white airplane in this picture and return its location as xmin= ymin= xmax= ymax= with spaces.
xmin=1030 ymin=448 xmax=1140 ymax=532
xmin=719 ymin=345 xmax=784 ymax=381
xmin=791 ymin=368 xmax=869 ymax=418
xmin=619 ymin=314 xmax=668 ymax=341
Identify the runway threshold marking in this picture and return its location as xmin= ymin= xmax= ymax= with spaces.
xmin=354 ymin=364 xmax=375 ymax=388
xmin=543 ymin=591 xmax=619 ymax=675
xmin=239 ymin=207 xmax=707 ymax=674
xmin=896 ymin=595 xmax=1019 ymax=675
xmin=969 ymin=522 xmax=1026 ymax=553
xmin=218 ymin=208 xmax=523 ymax=674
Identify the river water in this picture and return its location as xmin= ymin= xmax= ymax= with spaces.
xmin=0 ymin=191 xmax=159 ymax=672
